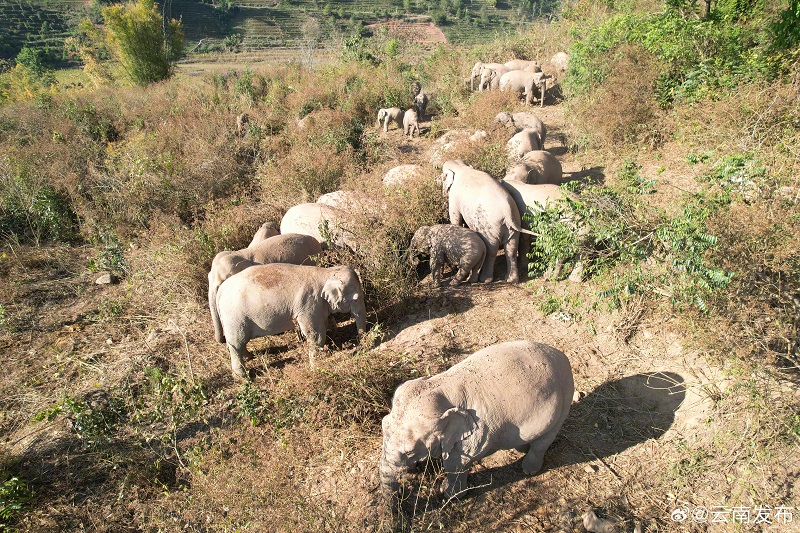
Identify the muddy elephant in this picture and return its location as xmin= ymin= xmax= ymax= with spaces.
xmin=216 ymin=264 xmax=367 ymax=378
xmin=505 ymin=150 xmax=562 ymax=184
xmin=494 ymin=111 xmax=547 ymax=146
xmin=280 ymin=203 xmax=353 ymax=249
xmin=500 ymin=181 xmax=578 ymax=279
xmin=403 ymin=108 xmax=419 ymax=138
xmin=380 ymin=340 xmax=574 ymax=497
xmin=377 ymin=107 xmax=405 ymax=132
xmin=441 ymin=159 xmax=534 ymax=283
xmin=208 ymin=233 xmax=323 ymax=344
xmin=507 ymin=128 xmax=544 ymax=159
xmin=408 ymin=224 xmax=487 ymax=285
xmin=499 ymin=70 xmax=548 ymax=107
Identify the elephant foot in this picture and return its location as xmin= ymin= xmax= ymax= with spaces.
xmin=521 ymin=450 xmax=544 ymax=475
xmin=568 ymin=262 xmax=585 ymax=283
xmin=505 ymin=275 xmax=520 ymax=284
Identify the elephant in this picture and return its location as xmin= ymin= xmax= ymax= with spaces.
xmin=505 ymin=59 xmax=541 ymax=72
xmin=280 ymin=203 xmax=353 ymax=249
xmin=550 ymin=52 xmax=569 ymax=74
xmin=377 ymin=107 xmax=405 ymax=133
xmin=383 ymin=164 xmax=423 ymax=187
xmin=505 ymin=150 xmax=562 ymax=184
xmin=411 ymin=80 xmax=422 ymax=97
xmin=441 ymin=159 xmax=535 ymax=283
xmin=403 ymin=108 xmax=419 ymax=138
xmin=479 ymin=65 xmax=510 ymax=91
xmin=470 ymin=62 xmax=504 ymax=91
xmin=507 ymin=128 xmax=544 ymax=159
xmin=499 ymin=70 xmax=548 ymax=107
xmin=500 ymin=181 xmax=578 ymax=280
xmin=248 ymin=221 xmax=280 ymax=247
xmin=494 ymin=111 xmax=547 ymax=146
xmin=408 ymin=224 xmax=487 ymax=285
xmin=208 ymin=233 xmax=323 ymax=344
xmin=414 ymin=92 xmax=429 ymax=119
xmin=216 ymin=264 xmax=367 ymax=378
xmin=379 ymin=340 xmax=574 ymax=497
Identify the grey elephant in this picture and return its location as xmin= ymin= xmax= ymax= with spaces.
xmin=441 ymin=159 xmax=535 ymax=283
xmin=403 ymin=108 xmax=419 ymax=138
xmin=500 ymin=181 xmax=579 ymax=280
xmin=505 ymin=59 xmax=541 ymax=72
xmin=377 ymin=107 xmax=405 ymax=132
xmin=505 ymin=150 xmax=562 ymax=184
xmin=247 ymin=221 xmax=280 ymax=247
xmin=380 ymin=340 xmax=574 ymax=497
xmin=280 ymin=202 xmax=353 ymax=249
xmin=550 ymin=52 xmax=569 ymax=74
xmin=494 ymin=111 xmax=547 ymax=147
xmin=470 ymin=61 xmax=504 ymax=90
xmin=414 ymin=92 xmax=429 ymax=119
xmin=408 ymin=224 xmax=487 ymax=285
xmin=507 ymin=128 xmax=544 ymax=159
xmin=499 ymin=70 xmax=548 ymax=107
xmin=208 ymin=233 xmax=323 ymax=344
xmin=479 ymin=65 xmax=510 ymax=91
xmin=216 ymin=264 xmax=367 ymax=378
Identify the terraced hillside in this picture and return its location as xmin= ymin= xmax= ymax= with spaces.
xmin=1 ymin=0 xmax=551 ymax=60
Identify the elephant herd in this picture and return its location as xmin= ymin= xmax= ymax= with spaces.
xmin=210 ymin=56 xmax=579 ymax=502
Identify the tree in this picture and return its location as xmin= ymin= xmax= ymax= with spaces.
xmin=101 ymin=0 xmax=183 ymax=85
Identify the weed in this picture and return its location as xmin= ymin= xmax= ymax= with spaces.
xmin=63 ymin=393 xmax=128 ymax=448
xmin=87 ymin=230 xmax=128 ymax=277
xmin=0 ymin=476 xmax=31 ymax=530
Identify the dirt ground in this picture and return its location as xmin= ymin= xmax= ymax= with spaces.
xmin=2 ymin=83 xmax=799 ymax=532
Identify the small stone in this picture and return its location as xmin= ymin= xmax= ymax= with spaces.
xmin=106 ymin=338 xmax=113 ymax=345
xmin=95 ymin=273 xmax=118 ymax=285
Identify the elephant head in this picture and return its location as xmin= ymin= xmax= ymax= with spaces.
xmin=377 ymin=109 xmax=387 ymax=125
xmin=408 ymin=226 xmax=432 ymax=266
xmin=248 ymin=221 xmax=279 ymax=248
xmin=440 ymin=159 xmax=470 ymax=197
xmin=380 ymin=379 xmax=478 ymax=495
xmin=321 ymin=266 xmax=366 ymax=336
xmin=470 ymin=62 xmax=484 ymax=91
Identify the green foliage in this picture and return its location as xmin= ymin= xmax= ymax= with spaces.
xmin=385 ymin=38 xmax=399 ymax=59
xmin=101 ymin=0 xmax=184 ymax=85
xmin=63 ymin=394 xmax=128 ymax=448
xmin=235 ymin=383 xmax=307 ymax=430
xmin=0 ymin=476 xmax=31 ymax=529
xmin=0 ymin=160 xmax=77 ymax=244
xmin=131 ymin=368 xmax=207 ymax=445
xmin=87 ymin=230 xmax=129 ymax=277
xmin=700 ymin=152 xmax=767 ymax=195
xmin=525 ymin=162 xmax=733 ymax=311
xmin=15 ymin=46 xmax=49 ymax=77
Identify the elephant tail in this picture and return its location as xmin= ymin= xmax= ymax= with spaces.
xmin=209 ymin=280 xmax=226 ymax=344
xmin=508 ymin=220 xmax=539 ymax=238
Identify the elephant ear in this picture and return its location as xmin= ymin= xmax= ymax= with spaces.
xmin=437 ymin=407 xmax=478 ymax=461
xmin=441 ymin=169 xmax=456 ymax=196
xmin=322 ymin=278 xmax=346 ymax=310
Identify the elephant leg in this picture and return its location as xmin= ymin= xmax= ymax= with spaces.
xmin=448 ymin=207 xmax=463 ymax=227
xmin=451 ymin=262 xmax=470 ymax=285
xmin=568 ymin=261 xmax=584 ymax=283
xmin=478 ymin=235 xmax=499 ymax=283
xmin=521 ymin=427 xmax=560 ymax=475
xmin=297 ymin=314 xmax=325 ymax=368
xmin=430 ymin=251 xmax=444 ymax=285
xmin=504 ymin=230 xmax=520 ymax=283
xmin=227 ymin=342 xmax=249 ymax=380
xmin=518 ymin=233 xmax=532 ymax=281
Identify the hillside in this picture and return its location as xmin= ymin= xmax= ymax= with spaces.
xmin=0 ymin=0 xmax=799 ymax=531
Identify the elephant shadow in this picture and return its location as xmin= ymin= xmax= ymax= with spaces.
xmin=399 ymin=371 xmax=685 ymax=514
xmin=564 ymin=165 xmax=606 ymax=188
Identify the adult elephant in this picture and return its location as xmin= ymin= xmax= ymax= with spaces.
xmin=216 ymin=264 xmax=367 ymax=378
xmin=505 ymin=59 xmax=541 ymax=72
xmin=380 ymin=340 xmax=574 ymax=497
xmin=507 ymin=128 xmax=544 ymax=159
xmin=441 ymin=160 xmax=534 ymax=283
xmin=470 ymin=61 xmax=504 ymax=91
xmin=505 ymin=150 xmax=562 ymax=184
xmin=280 ymin=203 xmax=353 ymax=249
xmin=494 ymin=111 xmax=547 ymax=146
xmin=500 ymin=180 xmax=582 ymax=281
xmin=208 ymin=233 xmax=322 ymax=344
xmin=499 ymin=70 xmax=548 ymax=107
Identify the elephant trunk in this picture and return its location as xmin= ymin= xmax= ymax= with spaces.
xmin=379 ymin=454 xmax=403 ymax=494
xmin=351 ymin=297 xmax=367 ymax=337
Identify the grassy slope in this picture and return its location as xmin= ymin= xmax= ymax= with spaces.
xmin=1 ymin=12 xmax=799 ymax=533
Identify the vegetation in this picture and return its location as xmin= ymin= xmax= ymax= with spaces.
xmin=0 ymin=0 xmax=797 ymax=530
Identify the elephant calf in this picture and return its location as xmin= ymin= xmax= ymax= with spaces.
xmin=505 ymin=150 xmax=562 ymax=184
xmin=409 ymin=224 xmax=487 ymax=286
xmin=377 ymin=107 xmax=405 ymax=133
xmin=507 ymin=128 xmax=543 ymax=159
xmin=380 ymin=340 xmax=574 ymax=497
xmin=403 ymin=109 xmax=419 ymax=138
xmin=216 ymin=264 xmax=367 ymax=378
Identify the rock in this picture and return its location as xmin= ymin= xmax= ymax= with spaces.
xmin=583 ymin=509 xmax=619 ymax=533
xmin=95 ymin=273 xmax=117 ymax=285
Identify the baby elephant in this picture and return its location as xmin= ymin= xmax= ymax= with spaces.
xmin=380 ymin=340 xmax=574 ymax=497
xmin=403 ymin=108 xmax=419 ymax=138
xmin=216 ymin=264 xmax=367 ymax=378
xmin=409 ymin=225 xmax=486 ymax=285
xmin=377 ymin=107 xmax=405 ymax=133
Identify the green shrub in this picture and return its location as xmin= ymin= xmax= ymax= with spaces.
xmin=0 ymin=476 xmax=31 ymax=530
xmin=101 ymin=0 xmax=184 ymax=85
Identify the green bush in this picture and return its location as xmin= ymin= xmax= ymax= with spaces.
xmin=0 ymin=476 xmax=31 ymax=530
xmin=101 ymin=0 xmax=184 ymax=85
